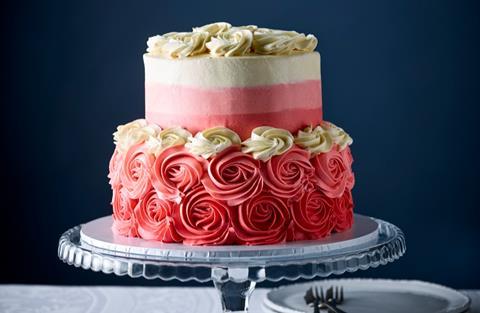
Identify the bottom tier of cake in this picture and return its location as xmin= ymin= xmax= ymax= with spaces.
xmin=108 ymin=119 xmax=355 ymax=246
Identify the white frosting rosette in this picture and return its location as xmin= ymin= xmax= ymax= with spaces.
xmin=323 ymin=122 xmax=353 ymax=150
xmin=253 ymin=28 xmax=318 ymax=55
xmin=242 ymin=126 xmax=294 ymax=161
xmin=113 ymin=119 xmax=161 ymax=153
xmin=295 ymin=125 xmax=333 ymax=155
xmin=206 ymin=28 xmax=254 ymax=57
xmin=145 ymin=127 xmax=192 ymax=156
xmin=185 ymin=127 xmax=241 ymax=159
xmin=146 ymin=31 xmax=209 ymax=58
xmin=193 ymin=22 xmax=232 ymax=36
xmin=147 ymin=23 xmax=318 ymax=57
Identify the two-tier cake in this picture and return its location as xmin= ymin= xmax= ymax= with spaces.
xmin=108 ymin=22 xmax=355 ymax=246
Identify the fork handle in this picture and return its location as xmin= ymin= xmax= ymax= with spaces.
xmin=324 ymin=302 xmax=347 ymax=313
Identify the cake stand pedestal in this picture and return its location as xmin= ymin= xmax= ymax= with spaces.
xmin=58 ymin=214 xmax=406 ymax=313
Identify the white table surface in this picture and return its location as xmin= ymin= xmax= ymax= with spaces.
xmin=0 ymin=285 xmax=478 ymax=313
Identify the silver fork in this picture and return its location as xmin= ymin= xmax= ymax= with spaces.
xmin=315 ymin=286 xmax=342 ymax=313
xmin=325 ymin=286 xmax=347 ymax=313
xmin=305 ymin=287 xmax=337 ymax=312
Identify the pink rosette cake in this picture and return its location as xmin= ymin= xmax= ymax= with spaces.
xmin=108 ymin=22 xmax=356 ymax=245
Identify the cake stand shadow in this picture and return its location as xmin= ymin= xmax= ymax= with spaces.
xmin=58 ymin=214 xmax=406 ymax=313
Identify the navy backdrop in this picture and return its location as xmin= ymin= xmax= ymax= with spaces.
xmin=1 ymin=0 xmax=479 ymax=288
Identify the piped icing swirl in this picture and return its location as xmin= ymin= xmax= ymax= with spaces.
xmin=186 ymin=127 xmax=241 ymax=159
xmin=147 ymin=22 xmax=317 ymax=58
xmin=146 ymin=32 xmax=209 ymax=58
xmin=113 ymin=119 xmax=161 ymax=153
xmin=192 ymin=22 xmax=232 ymax=36
xmin=295 ymin=125 xmax=333 ymax=155
xmin=253 ymin=28 xmax=318 ymax=55
xmin=147 ymin=127 xmax=192 ymax=156
xmin=323 ymin=121 xmax=353 ymax=150
xmin=112 ymin=120 xmax=353 ymax=159
xmin=206 ymin=28 xmax=253 ymax=57
xmin=242 ymin=126 xmax=294 ymax=161
xmin=109 ymin=119 xmax=355 ymax=245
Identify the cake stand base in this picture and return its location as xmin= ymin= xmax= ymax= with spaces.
xmin=58 ymin=214 xmax=405 ymax=312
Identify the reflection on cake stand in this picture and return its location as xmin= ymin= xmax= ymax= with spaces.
xmin=58 ymin=214 xmax=405 ymax=313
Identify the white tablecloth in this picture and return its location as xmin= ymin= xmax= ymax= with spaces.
xmin=0 ymin=285 xmax=478 ymax=312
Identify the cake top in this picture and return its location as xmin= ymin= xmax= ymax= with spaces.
xmin=146 ymin=22 xmax=318 ymax=59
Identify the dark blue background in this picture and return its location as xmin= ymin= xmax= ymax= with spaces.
xmin=1 ymin=0 xmax=479 ymax=288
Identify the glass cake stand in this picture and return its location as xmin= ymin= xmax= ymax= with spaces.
xmin=58 ymin=214 xmax=406 ymax=313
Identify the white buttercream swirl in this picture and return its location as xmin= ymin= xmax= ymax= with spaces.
xmin=323 ymin=122 xmax=353 ymax=150
xmin=185 ymin=127 xmax=241 ymax=159
xmin=253 ymin=28 xmax=317 ymax=55
xmin=146 ymin=32 xmax=209 ymax=58
xmin=206 ymin=29 xmax=254 ymax=57
xmin=295 ymin=125 xmax=333 ymax=155
xmin=242 ymin=126 xmax=294 ymax=161
xmin=146 ymin=23 xmax=318 ymax=57
xmin=193 ymin=22 xmax=232 ymax=36
xmin=232 ymin=25 xmax=258 ymax=32
xmin=113 ymin=119 xmax=161 ymax=153
xmin=146 ymin=127 xmax=193 ymax=156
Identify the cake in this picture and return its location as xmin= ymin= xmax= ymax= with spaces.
xmin=108 ymin=22 xmax=355 ymax=246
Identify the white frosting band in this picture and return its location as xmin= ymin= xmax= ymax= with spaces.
xmin=144 ymin=52 xmax=320 ymax=88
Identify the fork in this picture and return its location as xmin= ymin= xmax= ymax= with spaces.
xmin=304 ymin=287 xmax=341 ymax=313
xmin=324 ymin=286 xmax=347 ymax=313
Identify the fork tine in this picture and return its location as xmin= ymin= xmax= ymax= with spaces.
xmin=325 ymin=286 xmax=330 ymax=301
xmin=320 ymin=286 xmax=324 ymax=302
xmin=340 ymin=286 xmax=344 ymax=303
xmin=304 ymin=287 xmax=314 ymax=304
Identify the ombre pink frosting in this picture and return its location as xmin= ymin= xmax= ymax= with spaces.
xmin=112 ymin=186 xmax=139 ymax=237
xmin=145 ymin=81 xmax=322 ymax=139
xmin=202 ymin=146 xmax=263 ymax=206
xmin=312 ymin=146 xmax=355 ymax=198
xmin=151 ymin=145 xmax=207 ymax=200
xmin=121 ymin=143 xmax=154 ymax=199
xmin=110 ymin=134 xmax=355 ymax=246
xmin=233 ymin=193 xmax=291 ymax=245
xmin=134 ymin=188 xmax=182 ymax=242
xmin=334 ymin=188 xmax=354 ymax=232
xmin=291 ymin=186 xmax=336 ymax=240
xmin=175 ymin=187 xmax=234 ymax=245
xmin=263 ymin=147 xmax=314 ymax=200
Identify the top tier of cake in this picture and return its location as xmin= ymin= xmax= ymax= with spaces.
xmin=143 ymin=22 xmax=323 ymax=139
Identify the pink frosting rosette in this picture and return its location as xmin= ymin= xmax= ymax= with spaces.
xmin=232 ymin=192 xmax=291 ymax=245
xmin=202 ymin=146 xmax=263 ymax=206
xmin=121 ymin=143 xmax=154 ymax=199
xmin=312 ymin=145 xmax=354 ymax=198
xmin=175 ymin=187 xmax=234 ymax=245
xmin=343 ymin=146 xmax=355 ymax=188
xmin=112 ymin=186 xmax=139 ymax=237
xmin=263 ymin=146 xmax=314 ymax=199
xmin=151 ymin=146 xmax=206 ymax=200
xmin=134 ymin=188 xmax=182 ymax=242
xmin=291 ymin=187 xmax=336 ymax=240
xmin=333 ymin=188 xmax=354 ymax=232
xmin=108 ymin=148 xmax=123 ymax=188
